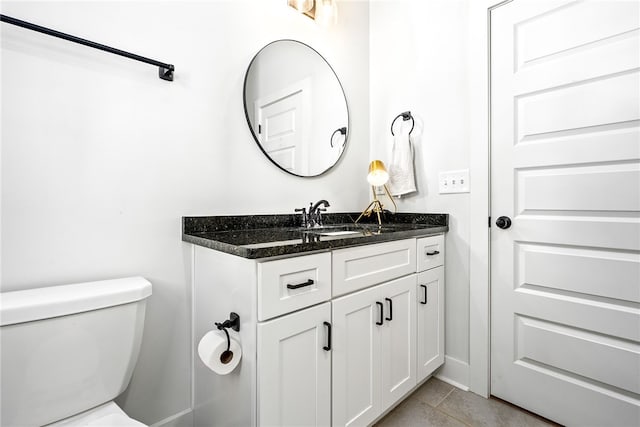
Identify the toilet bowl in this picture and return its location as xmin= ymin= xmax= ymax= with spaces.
xmin=0 ymin=277 xmax=152 ymax=427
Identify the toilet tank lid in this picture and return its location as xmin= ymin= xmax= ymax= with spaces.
xmin=0 ymin=277 xmax=152 ymax=326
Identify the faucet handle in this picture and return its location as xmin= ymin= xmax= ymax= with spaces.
xmin=316 ymin=208 xmax=328 ymax=227
xmin=295 ymin=207 xmax=308 ymax=227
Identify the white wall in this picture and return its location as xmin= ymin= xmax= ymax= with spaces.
xmin=0 ymin=1 xmax=370 ymax=424
xmin=369 ymin=0 xmax=472 ymax=387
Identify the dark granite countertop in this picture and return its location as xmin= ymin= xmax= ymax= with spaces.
xmin=182 ymin=212 xmax=448 ymax=259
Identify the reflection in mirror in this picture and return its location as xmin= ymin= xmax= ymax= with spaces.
xmin=243 ymin=40 xmax=349 ymax=177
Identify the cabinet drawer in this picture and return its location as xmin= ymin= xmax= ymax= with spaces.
xmin=332 ymin=239 xmax=416 ymax=297
xmin=258 ymin=252 xmax=331 ymax=321
xmin=417 ymin=235 xmax=444 ymax=272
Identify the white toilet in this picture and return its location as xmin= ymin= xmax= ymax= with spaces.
xmin=0 ymin=277 xmax=152 ymax=426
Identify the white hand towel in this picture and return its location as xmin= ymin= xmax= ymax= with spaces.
xmin=388 ymin=130 xmax=417 ymax=197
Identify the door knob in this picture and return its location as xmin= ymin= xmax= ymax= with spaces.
xmin=495 ymin=216 xmax=512 ymax=229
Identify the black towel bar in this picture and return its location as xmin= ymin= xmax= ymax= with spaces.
xmin=0 ymin=14 xmax=175 ymax=81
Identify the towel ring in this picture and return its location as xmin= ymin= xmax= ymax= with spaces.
xmin=330 ymin=126 xmax=347 ymax=148
xmin=390 ymin=111 xmax=414 ymax=136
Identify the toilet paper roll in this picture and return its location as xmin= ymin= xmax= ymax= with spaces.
xmin=197 ymin=330 xmax=242 ymax=375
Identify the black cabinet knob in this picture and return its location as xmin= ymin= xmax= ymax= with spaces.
xmin=495 ymin=216 xmax=512 ymax=229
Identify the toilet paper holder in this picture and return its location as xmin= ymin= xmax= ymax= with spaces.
xmin=214 ymin=312 xmax=240 ymax=352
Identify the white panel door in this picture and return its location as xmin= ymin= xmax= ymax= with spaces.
xmin=257 ymin=302 xmax=331 ymax=427
xmin=380 ymin=274 xmax=417 ymax=408
xmin=255 ymin=79 xmax=310 ymax=174
xmin=416 ymin=266 xmax=444 ymax=382
xmin=332 ymin=285 xmax=382 ymax=427
xmin=491 ymin=1 xmax=640 ymax=425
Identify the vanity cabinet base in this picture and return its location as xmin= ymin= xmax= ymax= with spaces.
xmin=192 ymin=234 xmax=445 ymax=427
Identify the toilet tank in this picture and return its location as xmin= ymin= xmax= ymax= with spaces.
xmin=0 ymin=277 xmax=152 ymax=427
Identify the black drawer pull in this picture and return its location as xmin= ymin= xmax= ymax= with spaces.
xmin=323 ymin=321 xmax=332 ymax=351
xmin=385 ymin=297 xmax=393 ymax=321
xmin=376 ymin=301 xmax=384 ymax=325
xmin=426 ymin=250 xmax=440 ymax=256
xmin=286 ymin=279 xmax=314 ymax=289
xmin=420 ymin=284 xmax=428 ymax=305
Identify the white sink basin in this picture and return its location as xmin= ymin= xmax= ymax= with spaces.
xmin=316 ymin=230 xmax=362 ymax=237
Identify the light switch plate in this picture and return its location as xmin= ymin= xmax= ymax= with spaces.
xmin=439 ymin=169 xmax=470 ymax=194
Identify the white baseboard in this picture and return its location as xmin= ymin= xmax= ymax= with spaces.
xmin=149 ymin=408 xmax=193 ymax=427
xmin=435 ymin=356 xmax=470 ymax=391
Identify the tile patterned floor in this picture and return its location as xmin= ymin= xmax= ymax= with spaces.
xmin=374 ymin=378 xmax=560 ymax=427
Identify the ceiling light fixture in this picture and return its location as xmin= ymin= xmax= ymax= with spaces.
xmin=288 ymin=0 xmax=314 ymax=15
xmin=288 ymin=0 xmax=337 ymax=25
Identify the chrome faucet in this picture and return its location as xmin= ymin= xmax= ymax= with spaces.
xmin=308 ymin=200 xmax=330 ymax=228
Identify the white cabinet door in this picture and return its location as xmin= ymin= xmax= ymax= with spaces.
xmin=332 ymin=286 xmax=382 ymax=427
xmin=416 ymin=267 xmax=444 ymax=382
xmin=257 ymin=302 xmax=331 ymax=427
xmin=380 ymin=275 xmax=417 ymax=409
xmin=333 ymin=274 xmax=419 ymax=426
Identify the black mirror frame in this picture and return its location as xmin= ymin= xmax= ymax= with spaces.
xmin=242 ymin=39 xmax=350 ymax=178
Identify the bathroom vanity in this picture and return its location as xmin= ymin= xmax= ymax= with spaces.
xmin=183 ymin=213 xmax=447 ymax=427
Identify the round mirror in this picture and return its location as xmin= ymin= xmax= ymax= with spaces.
xmin=243 ymin=40 xmax=349 ymax=177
